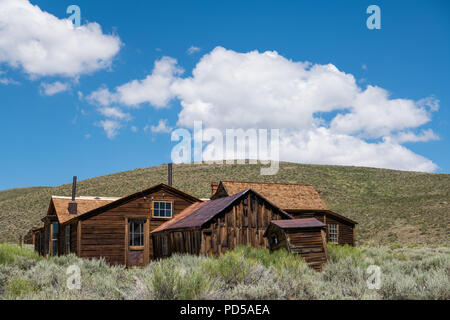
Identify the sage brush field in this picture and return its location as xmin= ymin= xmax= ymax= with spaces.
xmin=0 ymin=243 xmax=448 ymax=300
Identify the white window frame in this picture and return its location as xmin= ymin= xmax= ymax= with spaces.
xmin=329 ymin=224 xmax=338 ymax=243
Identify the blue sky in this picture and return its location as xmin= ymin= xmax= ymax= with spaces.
xmin=0 ymin=0 xmax=449 ymax=190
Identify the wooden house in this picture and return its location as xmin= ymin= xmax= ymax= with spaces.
xmin=211 ymin=181 xmax=357 ymax=246
xmin=264 ymin=218 xmax=328 ymax=271
xmin=151 ymin=189 xmax=294 ymax=258
xmin=36 ymin=195 xmax=119 ymax=257
xmin=34 ymin=178 xmax=201 ymax=267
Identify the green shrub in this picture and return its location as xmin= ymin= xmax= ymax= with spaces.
xmin=327 ymin=244 xmax=364 ymax=266
xmin=3 ymin=278 xmax=38 ymax=299
xmin=0 ymin=244 xmax=42 ymax=267
xmin=151 ymin=256 xmax=211 ymax=300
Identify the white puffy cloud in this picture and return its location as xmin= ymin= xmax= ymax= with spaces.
xmin=39 ymin=81 xmax=70 ymax=96
xmin=187 ymin=46 xmax=201 ymax=55
xmin=87 ymin=57 xmax=182 ymax=108
xmin=0 ymin=0 xmax=121 ymax=77
xmin=147 ymin=119 xmax=173 ymax=134
xmin=98 ymin=107 xmax=131 ymax=120
xmin=0 ymin=70 xmax=19 ymax=85
xmin=87 ymin=46 xmax=439 ymax=172
xmin=386 ymin=129 xmax=439 ymax=144
xmin=97 ymin=120 xmax=121 ymax=139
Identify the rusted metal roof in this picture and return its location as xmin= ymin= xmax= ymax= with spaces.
xmin=270 ymin=218 xmax=326 ymax=229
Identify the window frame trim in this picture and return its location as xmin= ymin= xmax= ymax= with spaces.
xmin=328 ymin=223 xmax=339 ymax=243
xmin=151 ymin=200 xmax=173 ymax=219
xmin=128 ymin=219 xmax=145 ymax=248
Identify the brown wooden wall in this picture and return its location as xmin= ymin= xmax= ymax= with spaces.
xmin=285 ymin=229 xmax=328 ymax=271
xmin=78 ymin=189 xmax=196 ymax=265
xmin=287 ymin=211 xmax=355 ymax=246
xmin=153 ymin=193 xmax=289 ymax=258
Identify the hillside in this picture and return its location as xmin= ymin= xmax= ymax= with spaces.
xmin=0 ymin=162 xmax=449 ymax=245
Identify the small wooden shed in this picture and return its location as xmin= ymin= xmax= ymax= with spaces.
xmin=264 ymin=218 xmax=328 ymax=271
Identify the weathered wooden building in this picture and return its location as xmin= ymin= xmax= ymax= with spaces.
xmin=33 ymin=180 xmax=201 ymax=267
xmin=211 ymin=181 xmax=357 ymax=246
xmin=28 ymin=174 xmax=357 ymax=271
xmin=264 ymin=218 xmax=328 ymax=271
xmin=151 ymin=189 xmax=293 ymax=258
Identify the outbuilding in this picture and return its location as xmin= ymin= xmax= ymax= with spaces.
xmin=263 ymin=218 xmax=328 ymax=271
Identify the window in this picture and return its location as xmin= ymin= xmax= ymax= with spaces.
xmin=152 ymin=201 xmax=172 ymax=218
xmin=65 ymin=225 xmax=71 ymax=254
xmin=129 ymin=220 xmax=145 ymax=247
xmin=329 ymin=224 xmax=338 ymax=243
xmin=52 ymin=222 xmax=59 ymax=256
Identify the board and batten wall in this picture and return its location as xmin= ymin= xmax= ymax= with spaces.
xmin=152 ymin=192 xmax=291 ymax=258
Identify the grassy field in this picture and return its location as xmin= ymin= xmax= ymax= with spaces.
xmin=0 ymin=243 xmax=448 ymax=300
xmin=0 ymin=162 xmax=449 ymax=245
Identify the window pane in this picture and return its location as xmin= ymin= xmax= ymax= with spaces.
xmin=154 ymin=202 xmax=159 ymax=209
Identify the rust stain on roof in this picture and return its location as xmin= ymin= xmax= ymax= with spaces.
xmin=220 ymin=181 xmax=329 ymax=211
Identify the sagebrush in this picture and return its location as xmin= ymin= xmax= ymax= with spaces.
xmin=0 ymin=244 xmax=448 ymax=300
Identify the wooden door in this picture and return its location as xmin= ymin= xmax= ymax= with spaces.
xmin=126 ymin=219 xmax=149 ymax=267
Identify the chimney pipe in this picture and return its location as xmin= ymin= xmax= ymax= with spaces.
xmin=68 ymin=176 xmax=78 ymax=216
xmin=168 ymin=163 xmax=173 ymax=186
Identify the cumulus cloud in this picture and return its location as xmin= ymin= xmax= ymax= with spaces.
xmin=97 ymin=120 xmax=121 ymax=139
xmin=39 ymin=81 xmax=70 ymax=96
xmin=147 ymin=119 xmax=173 ymax=134
xmin=87 ymin=57 xmax=183 ymax=108
xmin=0 ymin=0 xmax=121 ymax=78
xmin=87 ymin=46 xmax=440 ymax=172
xmin=0 ymin=70 xmax=19 ymax=85
xmin=98 ymin=107 xmax=131 ymax=120
xmin=187 ymin=46 xmax=201 ymax=55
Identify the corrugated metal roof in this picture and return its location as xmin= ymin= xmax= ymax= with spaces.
xmin=271 ymin=218 xmax=326 ymax=229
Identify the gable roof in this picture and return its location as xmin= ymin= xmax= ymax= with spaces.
xmin=75 ymin=183 xmax=201 ymax=223
xmin=152 ymin=189 xmax=293 ymax=233
xmin=47 ymin=196 xmax=119 ymax=224
xmin=216 ymin=181 xmax=329 ymax=211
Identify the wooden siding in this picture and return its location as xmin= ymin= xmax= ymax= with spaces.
xmin=287 ymin=211 xmax=355 ymax=246
xmin=265 ymin=224 xmax=328 ymax=271
xmin=285 ymin=229 xmax=328 ymax=271
xmin=78 ymin=189 xmax=196 ymax=266
xmin=153 ymin=192 xmax=289 ymax=258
